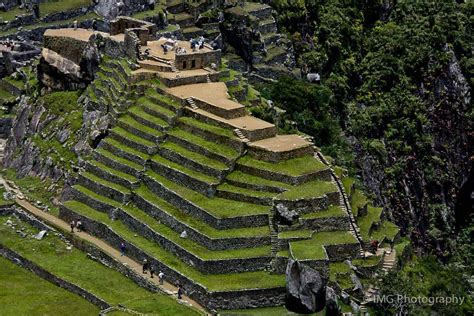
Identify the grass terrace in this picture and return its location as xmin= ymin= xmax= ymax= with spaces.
xmin=0 ymin=257 xmax=100 ymax=315
xmin=145 ymin=171 xmax=271 ymax=217
xmin=145 ymin=89 xmax=181 ymax=110
xmin=277 ymin=180 xmax=337 ymax=200
xmin=301 ymin=205 xmax=347 ymax=219
xmin=350 ymin=189 xmax=367 ymax=217
xmin=357 ymin=205 xmax=383 ymax=239
xmin=160 ymin=142 xmax=228 ymax=171
xmin=217 ymin=183 xmax=278 ymax=199
xmin=0 ymin=216 xmax=198 ymax=315
xmin=135 ymin=186 xmax=269 ymax=238
xmin=63 ymin=201 xmax=285 ymax=291
xmin=371 ymin=220 xmax=400 ymax=242
xmin=226 ymin=171 xmax=292 ymax=190
xmin=178 ymin=116 xmax=238 ymax=139
xmin=290 ymin=231 xmax=357 ymax=260
xmin=167 ymin=128 xmax=240 ymax=160
xmin=151 ymin=155 xmax=219 ymax=184
xmin=238 ymin=155 xmax=327 ymax=177
xmin=329 ymin=262 xmax=353 ymax=290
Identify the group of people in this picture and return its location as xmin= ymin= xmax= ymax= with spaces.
xmin=69 ymin=220 xmax=83 ymax=233
xmin=190 ymin=36 xmax=205 ymax=51
xmin=142 ymin=258 xmax=183 ymax=299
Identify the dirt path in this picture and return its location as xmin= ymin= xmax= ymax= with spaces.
xmin=14 ymin=198 xmax=208 ymax=314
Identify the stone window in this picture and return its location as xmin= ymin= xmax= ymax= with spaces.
xmin=183 ymin=61 xmax=187 ymax=69
xmin=191 ymin=60 xmax=196 ymax=68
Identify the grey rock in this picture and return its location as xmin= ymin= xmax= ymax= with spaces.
xmin=35 ymin=230 xmax=48 ymax=240
xmin=350 ymin=272 xmax=363 ymax=293
xmin=276 ymin=203 xmax=299 ymax=225
xmin=325 ymin=286 xmax=340 ymax=316
xmin=286 ymin=259 xmax=326 ymax=313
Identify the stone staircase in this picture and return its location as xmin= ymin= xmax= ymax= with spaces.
xmin=233 ymin=128 xmax=250 ymax=143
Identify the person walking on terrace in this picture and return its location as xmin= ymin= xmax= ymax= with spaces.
xmin=120 ymin=242 xmax=126 ymax=256
xmin=158 ymin=271 xmax=164 ymax=285
xmin=149 ymin=264 xmax=155 ymax=278
xmin=142 ymin=259 xmax=149 ymax=274
xmin=70 ymin=220 xmax=75 ymax=233
xmin=177 ymin=285 xmax=183 ymax=299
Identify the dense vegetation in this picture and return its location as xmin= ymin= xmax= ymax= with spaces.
xmin=262 ymin=1 xmax=473 ymax=313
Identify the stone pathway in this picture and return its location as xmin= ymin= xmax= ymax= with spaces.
xmin=13 ymin=198 xmax=208 ymax=314
xmin=0 ymin=138 xmax=6 ymax=164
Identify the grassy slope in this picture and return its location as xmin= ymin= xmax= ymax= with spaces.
xmin=0 ymin=216 xmax=199 ymax=316
xmin=0 ymin=256 xmax=99 ymax=316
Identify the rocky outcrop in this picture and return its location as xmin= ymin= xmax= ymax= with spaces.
xmin=95 ymin=0 xmax=150 ymax=20
xmin=286 ymin=259 xmax=326 ymax=313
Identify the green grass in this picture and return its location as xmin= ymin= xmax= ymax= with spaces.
xmin=128 ymin=106 xmax=169 ymax=129
xmin=302 ymin=205 xmax=347 ymax=219
xmin=95 ymin=148 xmax=143 ymax=171
xmin=132 ymin=5 xmax=165 ymax=20
xmin=81 ymin=171 xmax=130 ymax=195
xmin=371 ymin=220 xmax=400 ymax=242
xmin=178 ymin=116 xmax=238 ymax=139
xmin=161 ymin=141 xmax=228 ymax=171
xmin=123 ymin=204 xmax=271 ymax=260
xmin=394 ymin=237 xmax=411 ymax=258
xmin=0 ymin=187 xmax=13 ymax=207
xmin=342 ymin=177 xmax=355 ymax=194
xmin=111 ymin=126 xmax=156 ymax=148
xmin=40 ymin=0 xmax=91 ymax=16
xmin=88 ymin=160 xmax=138 ymax=183
xmin=357 ymin=205 xmax=383 ymax=239
xmin=1 ymin=169 xmax=59 ymax=215
xmin=145 ymin=88 xmax=181 ymax=110
xmin=135 ymin=186 xmax=269 ymax=238
xmin=290 ymin=231 xmax=358 ymax=260
xmin=168 ymin=128 xmax=239 ymax=160
xmin=103 ymin=137 xmax=150 ymax=161
xmin=0 ymin=86 xmax=15 ymax=102
xmin=278 ymin=180 xmax=337 ymax=200
xmin=0 ymin=216 xmax=198 ymax=315
xmin=220 ymin=305 xmax=312 ymax=315
xmin=137 ymin=96 xmax=175 ymax=118
xmin=352 ymin=255 xmax=382 ymax=267
xmin=119 ymin=115 xmax=164 ymax=138
xmin=329 ymin=262 xmax=352 ymax=290
xmin=278 ymin=230 xmax=312 ymax=239
xmin=350 ymin=189 xmax=367 ymax=217
xmin=145 ymin=171 xmax=271 ymax=218
xmin=0 ymin=256 xmax=100 ymax=315
xmin=73 ymin=184 xmax=121 ymax=209
xmin=238 ymin=155 xmax=327 ymax=177
xmin=63 ymin=201 xmax=285 ymax=291
xmin=226 ymin=171 xmax=292 ymax=190
xmin=151 ymin=155 xmax=219 ymax=184
xmin=217 ymin=183 xmax=277 ymax=199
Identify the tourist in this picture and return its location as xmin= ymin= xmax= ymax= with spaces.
xmin=32 ymin=2 xmax=40 ymax=19
xmin=177 ymin=285 xmax=183 ymax=299
xmin=149 ymin=265 xmax=155 ymax=278
xmin=142 ymin=259 xmax=149 ymax=274
xmin=76 ymin=220 xmax=82 ymax=232
xmin=158 ymin=271 xmax=164 ymax=285
xmin=70 ymin=220 xmax=75 ymax=233
xmin=73 ymin=20 xmax=78 ymax=31
xmin=149 ymin=0 xmax=155 ymax=11
xmin=120 ymin=242 xmax=126 ymax=256
xmin=370 ymin=239 xmax=379 ymax=253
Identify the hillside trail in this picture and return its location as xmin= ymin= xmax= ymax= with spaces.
xmin=13 ymin=197 xmax=208 ymax=314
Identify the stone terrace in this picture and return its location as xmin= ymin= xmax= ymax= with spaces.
xmin=60 ymin=30 xmax=365 ymax=311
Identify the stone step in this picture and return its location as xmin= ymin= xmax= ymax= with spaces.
xmin=157 ymin=142 xmax=229 ymax=179
xmin=101 ymin=138 xmax=149 ymax=166
xmin=117 ymin=115 xmax=164 ymax=144
xmin=85 ymin=160 xmax=140 ymax=190
xmin=150 ymin=154 xmax=219 ymax=197
xmin=78 ymin=171 xmax=131 ymax=203
xmin=93 ymin=148 xmax=144 ymax=178
xmin=110 ymin=127 xmax=157 ymax=155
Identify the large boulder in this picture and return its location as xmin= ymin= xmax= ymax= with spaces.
xmin=285 ymin=259 xmax=326 ymax=313
xmin=276 ymin=203 xmax=299 ymax=225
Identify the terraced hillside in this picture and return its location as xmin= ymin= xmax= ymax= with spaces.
xmin=56 ymin=52 xmax=385 ymax=311
xmin=0 ymin=213 xmax=199 ymax=315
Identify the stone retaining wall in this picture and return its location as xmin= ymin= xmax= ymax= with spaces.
xmin=143 ymin=174 xmax=269 ymax=229
xmin=0 ymin=244 xmax=111 ymax=310
xmin=193 ymin=97 xmax=245 ymax=119
xmin=132 ymin=193 xmax=271 ymax=251
xmin=248 ymin=144 xmax=314 ymax=163
xmin=236 ymin=163 xmax=332 ymax=185
xmin=274 ymin=191 xmax=340 ymax=215
xmin=162 ymin=72 xmax=220 ymax=88
xmin=325 ymin=243 xmax=361 ymax=261
xmin=59 ymin=206 xmax=286 ymax=311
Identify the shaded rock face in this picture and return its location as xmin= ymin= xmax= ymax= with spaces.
xmin=38 ymin=40 xmax=99 ymax=91
xmin=354 ymin=51 xmax=472 ymax=255
xmin=286 ymin=259 xmax=326 ymax=313
xmin=95 ymin=0 xmax=150 ymax=20
xmin=325 ymin=286 xmax=341 ymax=316
xmin=276 ymin=203 xmax=299 ymax=225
